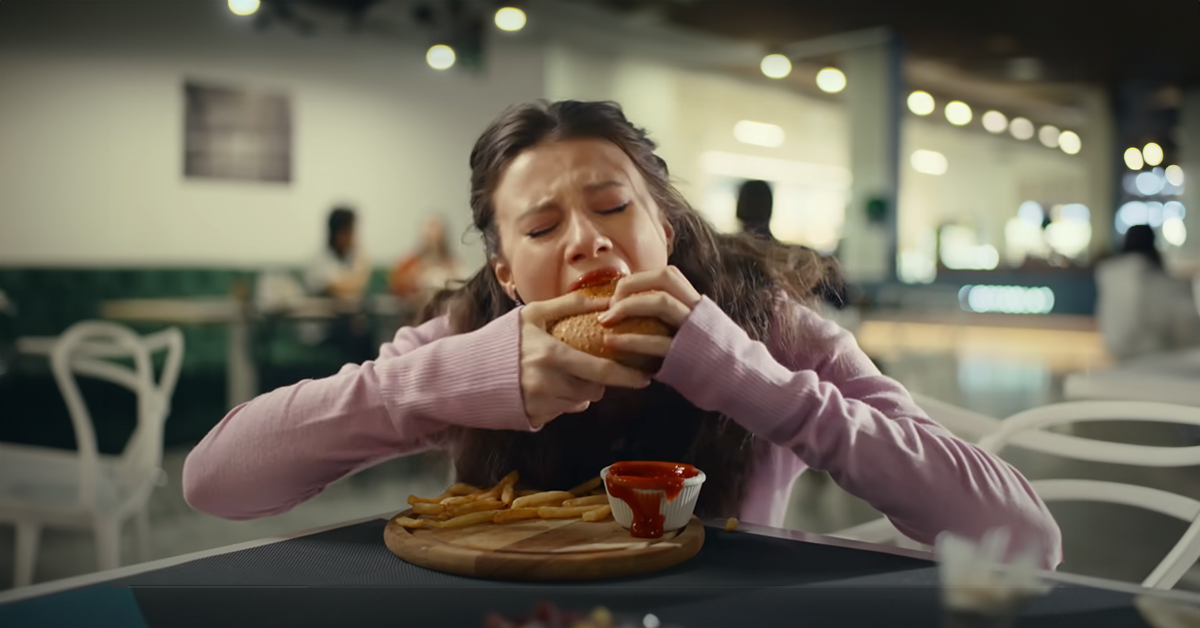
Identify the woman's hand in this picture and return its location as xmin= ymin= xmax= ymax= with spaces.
xmin=597 ymin=265 xmax=702 ymax=360
xmin=519 ymin=293 xmax=652 ymax=427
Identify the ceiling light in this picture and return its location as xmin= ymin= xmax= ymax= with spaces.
xmin=1165 ymin=165 xmax=1185 ymax=186
xmin=907 ymin=91 xmax=935 ymax=115
xmin=1143 ymin=142 xmax=1164 ymax=167
xmin=733 ymin=120 xmax=785 ymax=148
xmin=1124 ymin=147 xmax=1144 ymax=170
xmin=945 ymin=101 xmax=972 ymax=126
xmin=426 ymin=45 xmax=456 ymax=70
xmin=1058 ymin=131 xmax=1081 ymax=155
xmin=911 ymin=150 xmax=948 ymax=175
xmin=1009 ymin=117 xmax=1034 ymax=140
xmin=760 ymin=54 xmax=792 ymax=79
xmin=982 ymin=111 xmax=1008 ymax=134
xmin=494 ymin=7 xmax=526 ymax=31
xmin=228 ymin=0 xmax=260 ymax=16
xmin=815 ymin=68 xmax=846 ymax=93
xmin=1038 ymin=125 xmax=1060 ymax=148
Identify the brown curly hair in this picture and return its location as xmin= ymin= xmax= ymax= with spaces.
xmin=419 ymin=100 xmax=836 ymax=518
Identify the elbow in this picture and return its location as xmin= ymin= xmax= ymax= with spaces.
xmin=181 ymin=445 xmax=261 ymax=521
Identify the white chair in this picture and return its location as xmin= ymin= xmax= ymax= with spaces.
xmin=0 ymin=321 xmax=184 ymax=587
xmin=830 ymin=400 xmax=1200 ymax=589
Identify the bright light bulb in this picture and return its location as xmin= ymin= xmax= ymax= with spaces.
xmin=760 ymin=54 xmax=792 ymax=79
xmin=228 ymin=0 xmax=260 ymax=16
xmin=908 ymin=91 xmax=935 ymax=115
xmin=1058 ymin=131 xmax=1081 ymax=155
xmin=815 ymin=67 xmax=846 ymax=93
xmin=1163 ymin=218 xmax=1187 ymax=246
xmin=982 ymin=110 xmax=1008 ymax=134
xmin=426 ymin=45 xmax=456 ymax=70
xmin=945 ymin=101 xmax=973 ymax=126
xmin=911 ymin=149 xmax=948 ymax=175
xmin=1038 ymin=125 xmax=1060 ymax=148
xmin=1009 ymin=117 xmax=1034 ymax=140
xmin=1165 ymin=165 xmax=1185 ymax=186
xmin=1143 ymin=142 xmax=1164 ymax=167
xmin=1124 ymin=147 xmax=1145 ymax=170
xmin=494 ymin=7 xmax=526 ymax=31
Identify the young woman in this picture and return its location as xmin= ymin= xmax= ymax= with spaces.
xmin=184 ymin=100 xmax=1061 ymax=568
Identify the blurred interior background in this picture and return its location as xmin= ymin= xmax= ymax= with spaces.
xmin=2 ymin=0 xmax=1200 ymax=593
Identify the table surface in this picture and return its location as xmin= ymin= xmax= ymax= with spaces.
xmin=3 ymin=512 xmax=1198 ymax=628
xmin=1064 ymin=348 xmax=1200 ymax=406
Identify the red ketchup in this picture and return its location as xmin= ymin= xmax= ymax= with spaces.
xmin=604 ymin=461 xmax=699 ymax=539
xmin=569 ymin=268 xmax=625 ymax=293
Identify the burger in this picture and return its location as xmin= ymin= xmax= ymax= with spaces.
xmin=547 ymin=269 xmax=675 ymax=373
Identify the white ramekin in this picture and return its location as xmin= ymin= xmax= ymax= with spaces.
xmin=599 ymin=464 xmax=706 ymax=534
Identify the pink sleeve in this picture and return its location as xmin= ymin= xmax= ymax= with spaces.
xmin=182 ymin=309 xmax=532 ymax=520
xmin=656 ymin=297 xmax=1063 ymax=568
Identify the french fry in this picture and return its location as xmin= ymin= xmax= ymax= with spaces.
xmin=512 ymin=491 xmax=574 ymax=510
xmin=501 ymin=483 xmax=515 ymax=506
xmin=581 ymin=505 xmax=612 ymax=522
xmin=411 ymin=502 xmax=445 ymax=516
xmin=440 ymin=494 xmax=478 ymax=506
xmin=449 ymin=499 xmax=505 ymax=517
xmin=537 ymin=505 xmax=601 ymax=520
xmin=724 ymin=517 xmax=739 ymax=532
xmin=492 ymin=508 xmax=542 ymax=524
xmin=446 ymin=483 xmax=481 ymax=496
xmin=395 ymin=516 xmax=435 ymax=529
xmin=569 ymin=476 xmax=602 ymax=496
xmin=408 ymin=494 xmax=444 ymax=505
xmin=439 ymin=510 xmax=499 ymax=529
xmin=562 ymin=495 xmax=609 ymax=508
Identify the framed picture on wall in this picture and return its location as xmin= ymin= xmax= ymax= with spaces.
xmin=183 ymin=81 xmax=291 ymax=183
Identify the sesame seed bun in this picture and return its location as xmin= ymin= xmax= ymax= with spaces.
xmin=547 ymin=277 xmax=674 ymax=373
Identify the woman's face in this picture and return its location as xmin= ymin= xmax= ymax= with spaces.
xmin=490 ymin=138 xmax=674 ymax=303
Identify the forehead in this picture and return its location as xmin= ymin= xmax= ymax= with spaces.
xmin=493 ymin=138 xmax=644 ymax=207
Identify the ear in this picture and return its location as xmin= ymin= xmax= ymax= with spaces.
xmin=491 ymin=258 xmax=519 ymax=302
xmin=661 ymin=217 xmax=676 ymax=256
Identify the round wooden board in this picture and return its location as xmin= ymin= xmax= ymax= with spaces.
xmin=384 ymin=510 xmax=705 ymax=581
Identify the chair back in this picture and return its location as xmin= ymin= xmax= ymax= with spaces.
xmin=977 ymin=400 xmax=1200 ymax=589
xmin=48 ymin=321 xmax=184 ymax=509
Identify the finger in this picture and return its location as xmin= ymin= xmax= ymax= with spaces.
xmin=543 ymin=372 xmax=606 ymax=404
xmin=599 ymin=290 xmax=691 ymax=328
xmin=613 ymin=266 xmax=700 ymax=307
xmin=521 ymin=291 xmax=610 ymax=329
xmin=554 ymin=344 xmax=652 ymax=389
xmin=605 ymin=333 xmax=673 ymax=357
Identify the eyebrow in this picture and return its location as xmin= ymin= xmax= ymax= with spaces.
xmin=516 ymin=181 xmax=626 ymax=221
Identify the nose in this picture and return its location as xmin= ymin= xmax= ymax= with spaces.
xmin=563 ymin=213 xmax=612 ymax=264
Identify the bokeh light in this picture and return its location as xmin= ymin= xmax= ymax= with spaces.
xmin=1165 ymin=165 xmax=1185 ymax=186
xmin=426 ymin=45 xmax=456 ymax=70
xmin=1058 ymin=131 xmax=1082 ymax=155
xmin=761 ymin=54 xmax=792 ymax=79
xmin=908 ymin=91 xmax=935 ymax=115
xmin=228 ymin=0 xmax=259 ymax=16
xmin=1142 ymin=142 xmax=1164 ymax=167
xmin=911 ymin=150 xmax=948 ymax=175
xmin=1124 ymin=147 xmax=1145 ymax=170
xmin=815 ymin=68 xmax=847 ymax=93
xmin=982 ymin=111 xmax=1008 ymax=134
xmin=1038 ymin=125 xmax=1060 ymax=148
xmin=1009 ymin=117 xmax=1034 ymax=140
xmin=945 ymin=101 xmax=973 ymax=126
xmin=494 ymin=7 xmax=526 ymax=31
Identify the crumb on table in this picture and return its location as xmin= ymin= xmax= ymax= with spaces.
xmin=724 ymin=517 xmax=739 ymax=532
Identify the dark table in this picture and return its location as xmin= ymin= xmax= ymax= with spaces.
xmin=2 ymin=512 xmax=1196 ymax=628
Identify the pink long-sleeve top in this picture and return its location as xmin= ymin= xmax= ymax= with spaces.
xmin=183 ymin=297 xmax=1063 ymax=568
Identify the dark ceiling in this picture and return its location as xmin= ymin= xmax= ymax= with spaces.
xmin=596 ymin=0 xmax=1200 ymax=89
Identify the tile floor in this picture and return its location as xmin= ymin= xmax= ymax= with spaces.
xmin=4 ymin=346 xmax=1200 ymax=593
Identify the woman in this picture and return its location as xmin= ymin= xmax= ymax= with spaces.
xmin=1095 ymin=224 xmax=1200 ymax=361
xmin=304 ymin=206 xmax=373 ymax=363
xmin=184 ymin=100 xmax=1060 ymax=567
xmin=388 ymin=215 xmax=461 ymax=302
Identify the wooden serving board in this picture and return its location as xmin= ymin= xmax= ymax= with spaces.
xmin=384 ymin=510 xmax=705 ymax=581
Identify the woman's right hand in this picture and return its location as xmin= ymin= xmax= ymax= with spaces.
xmin=518 ymin=293 xmax=652 ymax=427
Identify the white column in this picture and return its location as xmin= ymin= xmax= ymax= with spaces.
xmin=1179 ymin=87 xmax=1200 ymax=262
xmin=840 ymin=38 xmax=902 ymax=283
xmin=1080 ymin=87 xmax=1115 ymax=261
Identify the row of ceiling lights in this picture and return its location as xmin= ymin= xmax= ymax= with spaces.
xmin=228 ymin=1 xmax=527 ymax=71
xmin=758 ymin=55 xmax=1085 ymax=157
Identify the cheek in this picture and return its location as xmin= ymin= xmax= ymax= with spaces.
xmin=509 ymin=246 xmax=561 ymax=301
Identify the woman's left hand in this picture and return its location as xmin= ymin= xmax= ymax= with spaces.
xmin=597 ymin=265 xmax=702 ymax=359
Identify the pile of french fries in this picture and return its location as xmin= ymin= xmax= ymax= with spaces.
xmin=396 ymin=471 xmax=613 ymax=530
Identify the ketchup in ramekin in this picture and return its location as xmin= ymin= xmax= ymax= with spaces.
xmin=603 ymin=461 xmax=700 ymax=539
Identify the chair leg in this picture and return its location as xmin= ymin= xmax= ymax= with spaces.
xmin=94 ymin=518 xmax=121 ymax=572
xmin=14 ymin=521 xmax=42 ymax=588
xmin=133 ymin=509 xmax=151 ymax=563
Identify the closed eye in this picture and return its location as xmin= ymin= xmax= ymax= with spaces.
xmin=598 ymin=202 xmax=630 ymax=215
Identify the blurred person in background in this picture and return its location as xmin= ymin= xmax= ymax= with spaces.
xmin=389 ymin=215 xmax=461 ymax=304
xmin=1095 ymin=224 xmax=1200 ymax=361
xmin=736 ymin=179 xmax=847 ymax=310
xmin=306 ymin=205 xmax=373 ymax=363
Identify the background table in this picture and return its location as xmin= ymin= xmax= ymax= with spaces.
xmin=3 ymin=513 xmax=1196 ymax=628
xmin=1064 ymin=348 xmax=1200 ymax=408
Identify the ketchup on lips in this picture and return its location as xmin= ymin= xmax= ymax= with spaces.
xmin=568 ymin=268 xmax=625 ymax=293
xmin=603 ymin=461 xmax=699 ymax=539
